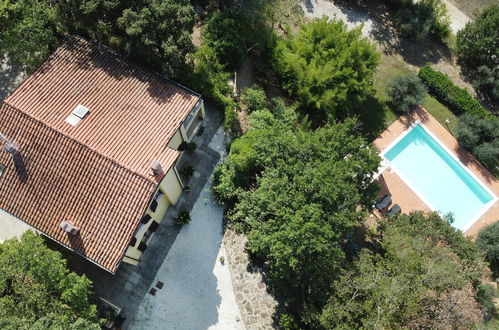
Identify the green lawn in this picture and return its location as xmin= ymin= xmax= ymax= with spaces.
xmin=360 ymin=55 xmax=458 ymax=140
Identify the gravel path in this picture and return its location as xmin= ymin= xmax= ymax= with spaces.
xmin=129 ymin=127 xmax=245 ymax=330
xmin=441 ymin=0 xmax=471 ymax=33
xmin=301 ymin=0 xmax=374 ymax=38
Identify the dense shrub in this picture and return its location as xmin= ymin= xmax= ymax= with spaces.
xmin=393 ymin=0 xmax=450 ymax=41
xmin=202 ymin=10 xmax=247 ymax=69
xmin=241 ymin=85 xmax=267 ymax=113
xmin=418 ymin=64 xmax=492 ymax=118
xmin=273 ymin=17 xmax=379 ymax=120
xmin=186 ymin=44 xmax=236 ymax=128
xmin=457 ymin=5 xmax=499 ymax=70
xmin=476 ymin=222 xmax=499 ymax=279
xmin=387 ymin=74 xmax=427 ymax=113
xmin=455 ymin=114 xmax=499 ymax=174
xmin=176 ymin=209 xmax=191 ymax=225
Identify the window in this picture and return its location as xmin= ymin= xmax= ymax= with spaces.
xmin=141 ymin=214 xmax=151 ymax=224
xmin=149 ymin=191 xmax=163 ymax=212
xmin=149 ymin=221 xmax=159 ymax=232
xmin=129 ymin=237 xmax=137 ymax=247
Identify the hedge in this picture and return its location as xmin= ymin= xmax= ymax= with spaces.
xmin=418 ymin=64 xmax=492 ymax=119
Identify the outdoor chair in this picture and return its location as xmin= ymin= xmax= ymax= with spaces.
xmin=386 ymin=204 xmax=401 ymax=217
xmin=375 ymin=194 xmax=392 ymax=211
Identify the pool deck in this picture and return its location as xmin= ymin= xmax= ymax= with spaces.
xmin=372 ymin=106 xmax=499 ymax=237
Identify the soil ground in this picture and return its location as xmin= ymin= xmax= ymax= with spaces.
xmin=447 ymin=0 xmax=498 ymax=18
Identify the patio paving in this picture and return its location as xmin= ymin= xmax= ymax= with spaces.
xmin=373 ymin=106 xmax=499 ymax=237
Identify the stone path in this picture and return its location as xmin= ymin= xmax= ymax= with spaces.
xmin=223 ymin=229 xmax=279 ymax=330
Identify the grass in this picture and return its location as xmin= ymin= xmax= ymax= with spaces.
xmin=361 ymin=54 xmax=458 ymax=140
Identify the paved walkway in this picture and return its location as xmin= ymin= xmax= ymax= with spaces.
xmin=129 ymin=127 xmax=245 ymax=330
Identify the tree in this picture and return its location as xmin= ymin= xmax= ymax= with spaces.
xmin=241 ymin=85 xmax=267 ymax=113
xmin=0 ymin=0 xmax=197 ymax=78
xmin=273 ymin=17 xmax=379 ymax=120
xmin=387 ymin=74 xmax=427 ymax=113
xmin=455 ymin=114 xmax=499 ymax=174
xmin=202 ymin=10 xmax=247 ymax=69
xmin=115 ymin=0 xmax=196 ymax=77
xmin=214 ymin=115 xmax=380 ymax=326
xmin=0 ymin=0 xmax=67 ymax=71
xmin=473 ymin=65 xmax=499 ymax=103
xmin=320 ymin=212 xmax=488 ymax=329
xmin=0 ymin=231 xmax=100 ymax=329
xmin=457 ymin=5 xmax=499 ymax=70
xmin=476 ymin=222 xmax=499 ymax=279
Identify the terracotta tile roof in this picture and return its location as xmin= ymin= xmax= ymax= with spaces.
xmin=5 ymin=36 xmax=200 ymax=177
xmin=0 ymin=104 xmax=156 ymax=272
xmin=0 ymin=37 xmax=201 ymax=272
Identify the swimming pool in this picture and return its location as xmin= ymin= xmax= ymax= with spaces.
xmin=382 ymin=123 xmax=496 ymax=231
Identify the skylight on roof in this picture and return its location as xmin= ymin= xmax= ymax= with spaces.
xmin=65 ymin=104 xmax=90 ymax=126
xmin=0 ymin=164 xmax=5 ymax=178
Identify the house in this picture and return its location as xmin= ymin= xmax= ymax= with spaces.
xmin=0 ymin=37 xmax=205 ymax=273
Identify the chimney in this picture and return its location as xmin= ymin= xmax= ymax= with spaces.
xmin=151 ymin=160 xmax=163 ymax=176
xmin=59 ymin=220 xmax=79 ymax=236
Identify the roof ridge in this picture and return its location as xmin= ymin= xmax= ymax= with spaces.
xmin=1 ymin=102 xmax=157 ymax=186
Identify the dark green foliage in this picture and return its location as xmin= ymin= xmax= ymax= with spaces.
xmin=0 ymin=0 xmax=196 ymax=78
xmin=180 ymin=165 xmax=195 ymax=178
xmin=116 ymin=0 xmax=196 ymax=77
xmin=0 ymin=0 xmax=67 ymax=71
xmin=476 ymin=222 xmax=499 ymax=279
xmin=457 ymin=5 xmax=499 ymax=70
xmin=273 ymin=17 xmax=379 ymax=120
xmin=387 ymin=74 xmax=427 ymax=113
xmin=175 ymin=209 xmax=191 ymax=225
xmin=477 ymin=284 xmax=497 ymax=316
xmin=320 ymin=212 xmax=488 ymax=329
xmin=214 ymin=114 xmax=380 ymax=326
xmin=474 ymin=65 xmax=499 ymax=103
xmin=393 ymin=0 xmax=450 ymax=41
xmin=186 ymin=44 xmax=236 ymax=128
xmin=418 ymin=64 xmax=492 ymax=118
xmin=202 ymin=10 xmax=247 ymax=69
xmin=455 ymin=114 xmax=499 ymax=174
xmin=0 ymin=231 xmax=100 ymax=329
xmin=241 ymin=85 xmax=267 ymax=113
xmin=186 ymin=142 xmax=197 ymax=153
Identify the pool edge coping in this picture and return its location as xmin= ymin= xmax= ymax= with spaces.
xmin=378 ymin=121 xmax=498 ymax=233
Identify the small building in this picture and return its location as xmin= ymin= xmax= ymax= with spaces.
xmin=0 ymin=37 xmax=205 ymax=273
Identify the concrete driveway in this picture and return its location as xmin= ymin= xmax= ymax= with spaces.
xmin=129 ymin=126 xmax=244 ymax=330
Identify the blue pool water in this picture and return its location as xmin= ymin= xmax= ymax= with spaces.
xmin=384 ymin=124 xmax=493 ymax=230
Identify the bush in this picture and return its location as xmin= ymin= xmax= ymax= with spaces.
xmin=418 ymin=64 xmax=492 ymax=118
xmin=387 ymin=74 xmax=427 ymax=113
xmin=241 ymin=85 xmax=267 ymax=113
xmin=455 ymin=114 xmax=499 ymax=173
xmin=202 ymin=10 xmax=247 ymax=69
xmin=176 ymin=209 xmax=191 ymax=225
xmin=392 ymin=0 xmax=450 ymax=41
xmin=476 ymin=222 xmax=499 ymax=278
xmin=180 ymin=164 xmax=195 ymax=178
xmin=477 ymin=284 xmax=497 ymax=316
xmin=456 ymin=5 xmax=499 ymax=70
xmin=186 ymin=44 xmax=236 ymax=129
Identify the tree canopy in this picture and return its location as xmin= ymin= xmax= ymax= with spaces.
xmin=0 ymin=231 xmax=100 ymax=329
xmin=0 ymin=0 xmax=196 ymax=77
xmin=387 ymin=73 xmax=427 ymax=113
xmin=214 ymin=96 xmax=380 ymax=326
xmin=476 ymin=221 xmax=499 ymax=279
xmin=273 ymin=17 xmax=379 ymax=121
xmin=457 ymin=5 xmax=499 ymax=70
xmin=321 ymin=212 xmax=488 ymax=329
